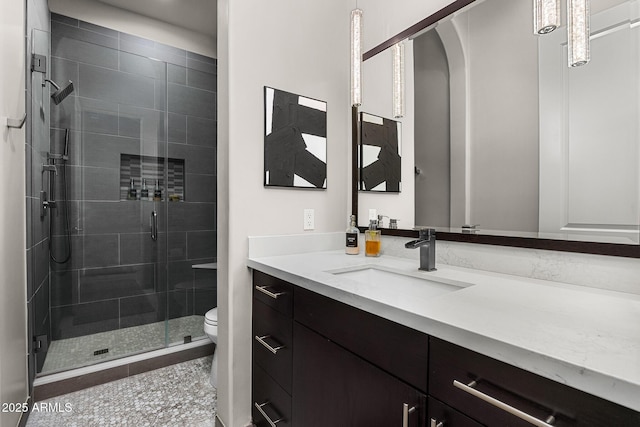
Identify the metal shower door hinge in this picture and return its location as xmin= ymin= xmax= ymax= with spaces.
xmin=31 ymin=54 xmax=46 ymax=73
xmin=34 ymin=335 xmax=48 ymax=353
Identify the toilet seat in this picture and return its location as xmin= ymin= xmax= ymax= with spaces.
xmin=205 ymin=307 xmax=218 ymax=326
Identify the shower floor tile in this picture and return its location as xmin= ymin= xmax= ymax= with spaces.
xmin=42 ymin=315 xmax=207 ymax=374
xmin=27 ymin=356 xmax=216 ymax=427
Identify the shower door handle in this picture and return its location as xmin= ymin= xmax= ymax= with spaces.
xmin=150 ymin=210 xmax=158 ymax=241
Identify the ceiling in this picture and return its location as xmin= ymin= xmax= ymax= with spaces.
xmin=97 ymin=0 xmax=217 ymax=37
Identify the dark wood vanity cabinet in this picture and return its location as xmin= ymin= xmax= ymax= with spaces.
xmin=251 ymin=271 xmax=293 ymax=427
xmin=293 ymin=322 xmax=426 ymax=427
xmin=293 ymin=287 xmax=428 ymax=427
xmin=251 ymin=271 xmax=640 ymax=427
xmin=429 ymin=338 xmax=640 ymax=427
xmin=252 ymin=271 xmax=428 ymax=426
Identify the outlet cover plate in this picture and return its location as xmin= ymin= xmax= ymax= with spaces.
xmin=304 ymin=209 xmax=314 ymax=230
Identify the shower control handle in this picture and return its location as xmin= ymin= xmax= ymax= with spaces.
xmin=150 ymin=211 xmax=158 ymax=241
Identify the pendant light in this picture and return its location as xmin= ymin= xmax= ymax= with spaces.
xmin=534 ymin=0 xmax=560 ymax=34
xmin=568 ymin=0 xmax=590 ymax=67
xmin=351 ymin=8 xmax=363 ymax=106
xmin=392 ymin=42 xmax=405 ymax=119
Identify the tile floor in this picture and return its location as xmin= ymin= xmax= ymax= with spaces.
xmin=42 ymin=316 xmax=206 ymax=374
xmin=27 ymin=356 xmax=216 ymax=427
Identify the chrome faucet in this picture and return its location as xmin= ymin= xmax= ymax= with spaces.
xmin=405 ymin=228 xmax=436 ymax=271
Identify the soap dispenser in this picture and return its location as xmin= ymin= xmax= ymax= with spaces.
xmin=365 ymin=219 xmax=381 ymax=257
xmin=345 ymin=214 xmax=360 ymax=255
xmin=128 ymin=178 xmax=137 ymax=200
xmin=141 ymin=178 xmax=149 ymax=200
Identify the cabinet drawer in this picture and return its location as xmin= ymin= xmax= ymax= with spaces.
xmin=294 ymin=286 xmax=429 ymax=393
xmin=253 ymin=270 xmax=293 ymax=317
xmin=429 ymin=337 xmax=640 ymax=427
xmin=428 ymin=396 xmax=483 ymax=427
xmin=252 ymin=363 xmax=292 ymax=427
xmin=253 ymin=300 xmax=292 ymax=393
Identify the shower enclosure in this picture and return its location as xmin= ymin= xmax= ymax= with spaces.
xmin=27 ymin=15 xmax=217 ymax=377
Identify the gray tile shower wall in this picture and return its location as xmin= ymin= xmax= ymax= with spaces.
xmin=48 ymin=13 xmax=217 ymax=343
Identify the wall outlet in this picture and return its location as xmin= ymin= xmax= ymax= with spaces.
xmin=369 ymin=209 xmax=377 ymax=221
xmin=304 ymin=209 xmax=315 ymax=230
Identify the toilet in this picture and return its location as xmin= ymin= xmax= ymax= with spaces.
xmin=204 ymin=307 xmax=218 ymax=387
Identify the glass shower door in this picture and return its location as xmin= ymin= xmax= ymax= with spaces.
xmin=44 ymin=38 xmax=170 ymax=372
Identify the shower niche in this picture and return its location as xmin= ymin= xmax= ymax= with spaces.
xmin=119 ymin=154 xmax=186 ymax=202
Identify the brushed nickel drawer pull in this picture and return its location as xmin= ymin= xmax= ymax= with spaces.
xmin=254 ymin=401 xmax=284 ymax=426
xmin=453 ymin=380 xmax=555 ymax=427
xmin=402 ymin=403 xmax=416 ymax=427
xmin=255 ymin=335 xmax=285 ymax=354
xmin=430 ymin=419 xmax=444 ymax=427
xmin=255 ymin=285 xmax=285 ymax=299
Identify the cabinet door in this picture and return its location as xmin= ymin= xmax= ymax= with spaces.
xmin=293 ymin=322 xmax=426 ymax=427
xmin=428 ymin=397 xmax=483 ymax=427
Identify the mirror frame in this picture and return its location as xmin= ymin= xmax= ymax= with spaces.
xmin=352 ymin=0 xmax=640 ymax=259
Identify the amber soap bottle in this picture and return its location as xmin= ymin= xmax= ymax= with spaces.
xmin=365 ymin=219 xmax=381 ymax=257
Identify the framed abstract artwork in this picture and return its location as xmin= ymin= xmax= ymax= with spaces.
xmin=264 ymin=86 xmax=327 ymax=189
xmin=359 ymin=112 xmax=402 ymax=192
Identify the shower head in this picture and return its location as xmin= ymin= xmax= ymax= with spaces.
xmin=51 ymin=80 xmax=74 ymax=105
xmin=44 ymin=79 xmax=74 ymax=105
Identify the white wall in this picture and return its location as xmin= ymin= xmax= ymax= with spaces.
xmin=217 ymin=0 xmax=352 ymax=425
xmin=48 ymin=0 xmax=216 ymax=57
xmin=0 ymin=0 xmax=29 ymax=425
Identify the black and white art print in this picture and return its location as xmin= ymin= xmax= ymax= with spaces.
xmin=264 ymin=87 xmax=327 ymax=189
xmin=360 ymin=112 xmax=402 ymax=192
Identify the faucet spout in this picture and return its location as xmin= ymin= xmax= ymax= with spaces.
xmin=405 ymin=228 xmax=437 ymax=272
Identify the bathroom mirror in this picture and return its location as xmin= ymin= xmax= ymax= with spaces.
xmin=355 ymin=0 xmax=640 ymax=255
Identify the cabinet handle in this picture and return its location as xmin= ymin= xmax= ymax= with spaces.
xmin=255 ymin=285 xmax=285 ymax=299
xmin=430 ymin=419 xmax=444 ymax=427
xmin=254 ymin=335 xmax=285 ymax=354
xmin=402 ymin=403 xmax=416 ymax=427
xmin=453 ymin=380 xmax=556 ymax=427
xmin=254 ymin=401 xmax=284 ymax=427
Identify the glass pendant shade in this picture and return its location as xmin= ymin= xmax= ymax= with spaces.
xmin=534 ymin=0 xmax=560 ymax=34
xmin=392 ymin=42 xmax=405 ymax=119
xmin=568 ymin=0 xmax=590 ymax=66
xmin=351 ymin=9 xmax=363 ymax=107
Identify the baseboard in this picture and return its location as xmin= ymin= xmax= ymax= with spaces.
xmin=33 ymin=342 xmax=215 ymax=401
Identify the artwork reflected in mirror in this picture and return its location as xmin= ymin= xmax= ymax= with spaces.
xmin=360 ymin=112 xmax=402 ymax=192
xmin=264 ymin=86 xmax=327 ymax=189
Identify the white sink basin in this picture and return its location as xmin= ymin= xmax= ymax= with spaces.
xmin=331 ymin=266 xmax=469 ymax=299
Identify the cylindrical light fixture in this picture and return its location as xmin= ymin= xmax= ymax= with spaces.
xmin=351 ymin=9 xmax=363 ymax=106
xmin=392 ymin=42 xmax=405 ymax=119
xmin=534 ymin=0 xmax=560 ymax=34
xmin=568 ymin=0 xmax=590 ymax=67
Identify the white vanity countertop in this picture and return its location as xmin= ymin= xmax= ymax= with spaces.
xmin=247 ymin=250 xmax=640 ymax=412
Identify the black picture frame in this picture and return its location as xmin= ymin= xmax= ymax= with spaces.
xmin=264 ymin=86 xmax=328 ymax=189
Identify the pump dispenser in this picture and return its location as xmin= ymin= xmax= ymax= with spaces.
xmin=345 ymin=214 xmax=360 ymax=255
xmin=128 ymin=178 xmax=137 ymax=200
xmin=365 ymin=219 xmax=381 ymax=257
